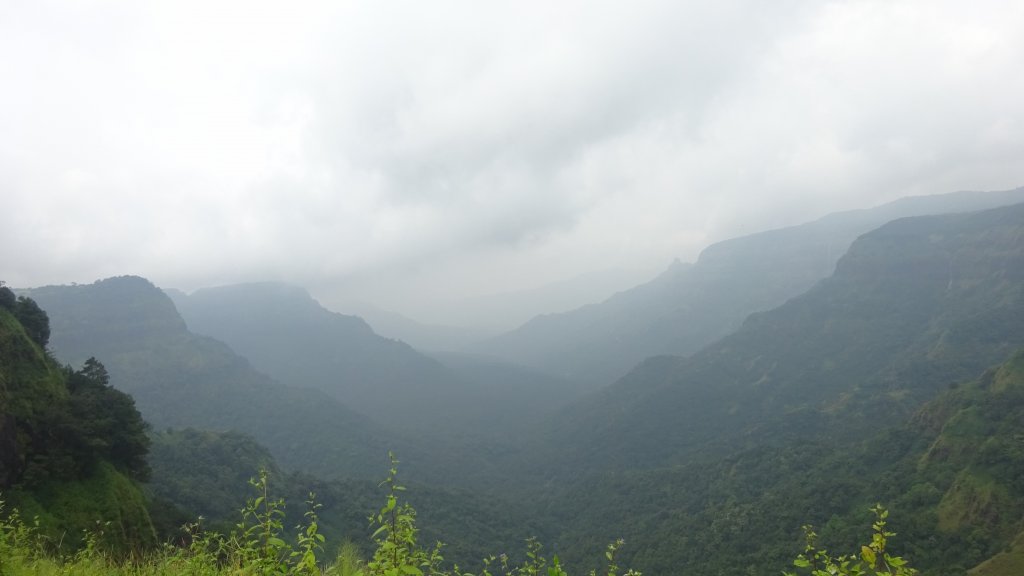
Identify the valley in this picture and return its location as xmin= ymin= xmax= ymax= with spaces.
xmin=5 ymin=188 xmax=1024 ymax=574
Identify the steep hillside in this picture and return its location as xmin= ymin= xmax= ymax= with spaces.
xmin=971 ymin=532 xmax=1024 ymax=576
xmin=901 ymin=350 xmax=1024 ymax=573
xmin=24 ymin=276 xmax=393 ymax=479
xmin=0 ymin=286 xmax=155 ymax=553
xmin=477 ymin=187 xmax=1024 ymax=385
xmin=0 ymin=292 xmax=64 ymax=488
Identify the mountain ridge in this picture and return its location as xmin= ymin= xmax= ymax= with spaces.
xmin=540 ymin=202 xmax=1024 ymax=474
xmin=475 ymin=187 xmax=1024 ymax=385
xmin=24 ymin=276 xmax=395 ymax=479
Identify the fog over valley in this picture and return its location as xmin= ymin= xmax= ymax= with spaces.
xmin=4 ymin=2 xmax=1024 ymax=575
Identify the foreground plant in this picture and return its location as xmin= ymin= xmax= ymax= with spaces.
xmin=785 ymin=505 xmax=916 ymax=576
xmin=2 ymin=461 xmax=915 ymax=575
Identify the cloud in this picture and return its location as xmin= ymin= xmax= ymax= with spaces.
xmin=1 ymin=0 xmax=1023 ymax=322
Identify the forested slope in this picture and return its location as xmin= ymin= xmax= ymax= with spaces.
xmin=531 ymin=350 xmax=1024 ymax=575
xmin=521 ymin=203 xmax=1024 ymax=574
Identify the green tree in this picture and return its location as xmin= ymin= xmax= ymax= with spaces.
xmin=0 ymin=282 xmax=15 ymax=310
xmin=13 ymin=295 xmax=49 ymax=347
xmin=786 ymin=506 xmax=917 ymax=576
xmin=66 ymin=358 xmax=151 ymax=481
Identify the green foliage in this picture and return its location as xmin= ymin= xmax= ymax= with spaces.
xmin=0 ymin=499 xmax=48 ymax=571
xmin=220 ymin=469 xmax=319 ymax=574
xmin=146 ymin=429 xmax=542 ymax=569
xmin=785 ymin=506 xmax=916 ymax=576
xmin=10 ymin=357 xmax=150 ymax=487
xmin=147 ymin=428 xmax=281 ymax=524
xmin=970 ymin=531 xmax=1024 ymax=576
xmin=535 ymin=348 xmax=1024 ymax=575
xmin=0 ymin=285 xmax=49 ymax=348
xmin=0 ymin=306 xmax=66 ymax=489
xmin=0 ymin=303 xmax=154 ymax=554
xmin=11 ymin=461 xmax=157 ymax=554
xmin=65 ymin=358 xmax=151 ymax=481
xmin=13 ymin=297 xmax=50 ymax=349
xmin=333 ymin=540 xmax=367 ymax=576
xmin=1 ymin=459 xmax=930 ymax=576
xmin=363 ymin=453 xmax=445 ymax=576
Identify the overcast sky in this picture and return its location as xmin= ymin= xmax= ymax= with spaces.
xmin=3 ymin=0 xmax=1023 ymax=326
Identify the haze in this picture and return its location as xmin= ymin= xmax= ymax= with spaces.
xmin=3 ymin=0 xmax=1023 ymax=328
